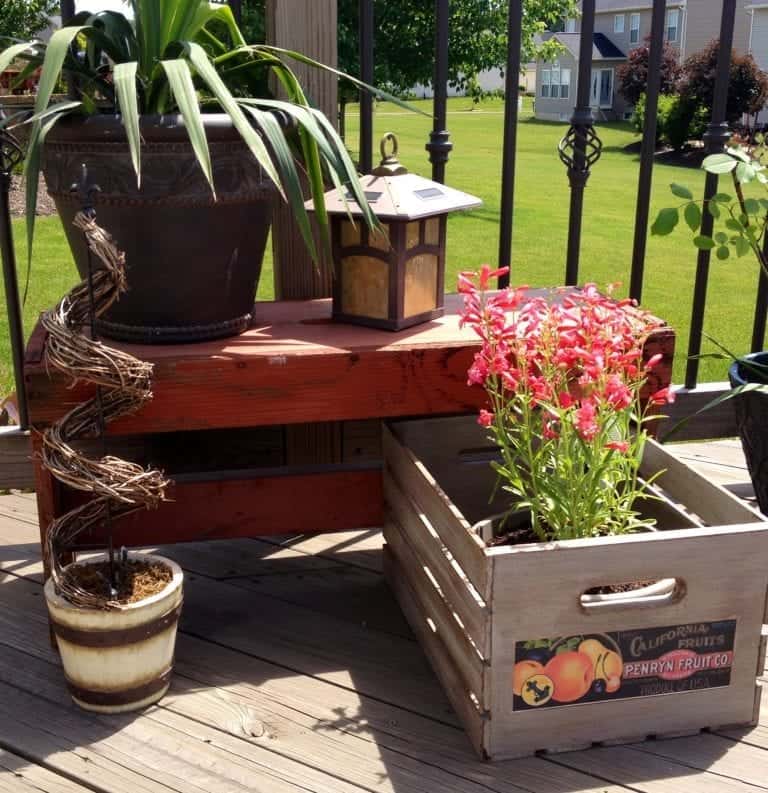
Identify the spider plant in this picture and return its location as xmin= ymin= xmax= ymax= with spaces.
xmin=0 ymin=0 xmax=405 ymax=270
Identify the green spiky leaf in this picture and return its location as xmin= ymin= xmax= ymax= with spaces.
xmin=113 ymin=61 xmax=141 ymax=186
xmin=160 ymin=58 xmax=215 ymax=196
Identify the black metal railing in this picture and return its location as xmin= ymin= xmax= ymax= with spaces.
xmin=2 ymin=0 xmax=766 ymax=431
xmin=353 ymin=0 xmax=765 ymax=393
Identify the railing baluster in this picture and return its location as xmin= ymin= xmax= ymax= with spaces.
xmin=559 ymin=0 xmax=602 ymax=286
xmin=426 ymin=0 xmax=452 ymax=184
xmin=752 ymin=235 xmax=768 ymax=352
xmin=684 ymin=0 xmax=737 ymax=390
xmin=629 ymin=0 xmax=667 ymax=303
xmin=60 ymin=0 xmax=75 ymax=24
xmin=358 ymin=0 xmax=374 ymax=174
xmin=228 ymin=0 xmax=242 ymax=25
xmin=0 ymin=131 xmax=29 ymax=428
xmin=497 ymin=0 xmax=523 ymax=289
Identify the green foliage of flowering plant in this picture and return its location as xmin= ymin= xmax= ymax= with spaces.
xmin=459 ymin=268 xmax=673 ymax=542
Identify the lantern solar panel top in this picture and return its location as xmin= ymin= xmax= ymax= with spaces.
xmin=317 ymin=171 xmax=482 ymax=220
xmin=306 ymin=133 xmax=483 ymax=331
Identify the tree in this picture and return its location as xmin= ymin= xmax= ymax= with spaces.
xmin=0 ymin=0 xmax=58 ymax=42
xmin=240 ymin=0 xmax=266 ymax=45
xmin=616 ymin=36 xmax=680 ymax=107
xmin=336 ymin=0 xmax=577 ymax=98
xmin=241 ymin=1 xmax=578 ymax=100
xmin=681 ymin=39 xmax=768 ymax=124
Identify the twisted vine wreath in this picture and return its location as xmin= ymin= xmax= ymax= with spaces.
xmin=42 ymin=212 xmax=170 ymax=609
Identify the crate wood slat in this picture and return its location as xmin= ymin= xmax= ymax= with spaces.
xmin=383 ymin=416 xmax=768 ymax=761
xmin=383 ymin=512 xmax=486 ymax=699
xmin=642 ymin=439 xmax=761 ymax=526
xmin=383 ymin=424 xmax=488 ymax=598
xmin=384 ymin=471 xmax=488 ymax=657
xmin=382 ymin=547 xmax=488 ymax=759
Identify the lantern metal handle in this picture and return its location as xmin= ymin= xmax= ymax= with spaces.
xmin=372 ymin=133 xmax=408 ymax=176
xmin=380 ymin=132 xmax=398 ymax=161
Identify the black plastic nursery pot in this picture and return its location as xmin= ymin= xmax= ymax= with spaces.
xmin=729 ymin=351 xmax=768 ymax=514
xmin=43 ymin=114 xmax=275 ymax=344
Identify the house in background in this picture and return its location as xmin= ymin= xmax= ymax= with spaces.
xmin=535 ymin=0 xmax=757 ymax=122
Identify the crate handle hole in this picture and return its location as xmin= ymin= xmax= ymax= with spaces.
xmin=580 ymin=578 xmax=685 ymax=612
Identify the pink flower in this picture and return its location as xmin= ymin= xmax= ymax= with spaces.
xmin=604 ymin=374 xmax=632 ymax=410
xmin=649 ymin=387 xmax=676 ymax=405
xmin=605 ymin=440 xmax=630 ymax=453
xmin=645 ymin=353 xmax=663 ymax=371
xmin=574 ymin=401 xmax=599 ymax=442
xmin=478 ymin=264 xmax=509 ymax=290
xmin=477 ymin=409 xmax=494 ymax=427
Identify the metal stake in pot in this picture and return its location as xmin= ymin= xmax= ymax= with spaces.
xmin=70 ymin=164 xmax=118 ymax=598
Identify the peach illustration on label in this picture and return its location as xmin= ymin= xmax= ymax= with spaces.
xmin=544 ymin=651 xmax=594 ymax=703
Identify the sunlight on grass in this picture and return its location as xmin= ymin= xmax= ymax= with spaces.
xmin=0 ymin=96 xmax=759 ymax=395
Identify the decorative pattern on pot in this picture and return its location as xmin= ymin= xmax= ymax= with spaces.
xmin=42 ymin=116 xmax=276 ymax=343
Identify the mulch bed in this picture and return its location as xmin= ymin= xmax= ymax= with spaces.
xmin=8 ymin=174 xmax=58 ymax=218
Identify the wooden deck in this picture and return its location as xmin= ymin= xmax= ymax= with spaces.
xmin=0 ymin=440 xmax=766 ymax=792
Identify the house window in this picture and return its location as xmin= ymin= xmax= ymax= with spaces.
xmin=614 ymin=14 xmax=625 ymax=33
xmin=667 ymin=8 xmax=679 ymax=42
xmin=541 ymin=65 xmax=570 ymax=100
xmin=630 ymin=13 xmax=640 ymax=44
xmin=565 ymin=18 xmax=576 ymax=33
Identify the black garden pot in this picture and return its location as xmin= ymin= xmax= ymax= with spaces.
xmin=729 ymin=351 xmax=768 ymax=514
xmin=43 ymin=114 xmax=275 ymax=344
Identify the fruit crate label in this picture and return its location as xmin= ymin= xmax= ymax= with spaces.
xmin=512 ymin=620 xmax=736 ymax=710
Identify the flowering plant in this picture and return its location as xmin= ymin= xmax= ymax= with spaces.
xmin=459 ymin=266 xmax=674 ymax=542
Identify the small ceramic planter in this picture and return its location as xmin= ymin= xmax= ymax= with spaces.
xmin=44 ymin=553 xmax=183 ymax=714
xmin=383 ymin=416 xmax=768 ymax=760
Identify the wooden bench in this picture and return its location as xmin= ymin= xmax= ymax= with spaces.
xmin=24 ymin=292 xmax=675 ymax=578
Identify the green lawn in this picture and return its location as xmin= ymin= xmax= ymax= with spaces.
xmin=0 ymin=96 xmax=759 ymax=396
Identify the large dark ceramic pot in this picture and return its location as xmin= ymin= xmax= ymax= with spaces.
xmin=729 ymin=351 xmax=768 ymax=514
xmin=43 ymin=114 xmax=275 ymax=343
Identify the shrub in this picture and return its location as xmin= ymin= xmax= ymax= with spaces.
xmin=617 ymin=37 xmax=681 ymax=107
xmin=633 ymin=92 xmax=708 ymax=150
xmin=682 ymin=39 xmax=768 ymax=124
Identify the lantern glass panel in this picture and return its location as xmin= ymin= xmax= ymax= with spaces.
xmin=340 ymin=220 xmax=360 ymax=247
xmin=406 ymin=221 xmax=421 ymax=250
xmin=341 ymin=256 xmax=389 ymax=319
xmin=404 ymin=253 xmax=438 ymax=317
xmin=370 ymin=225 xmax=390 ymax=251
xmin=424 ymin=217 xmax=440 ymax=246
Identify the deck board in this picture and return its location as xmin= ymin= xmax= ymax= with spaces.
xmin=0 ymin=439 xmax=765 ymax=792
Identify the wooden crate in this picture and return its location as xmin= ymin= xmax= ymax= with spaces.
xmin=383 ymin=416 xmax=768 ymax=760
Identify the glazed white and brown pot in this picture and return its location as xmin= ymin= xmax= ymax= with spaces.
xmin=44 ymin=553 xmax=183 ymax=714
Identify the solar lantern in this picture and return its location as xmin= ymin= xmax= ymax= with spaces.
xmin=308 ymin=133 xmax=482 ymax=331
